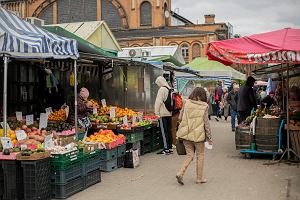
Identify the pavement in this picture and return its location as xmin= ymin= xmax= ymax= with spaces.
xmin=70 ymin=119 xmax=300 ymax=200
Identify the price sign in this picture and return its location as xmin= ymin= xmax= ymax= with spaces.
xmin=39 ymin=113 xmax=48 ymax=129
xmin=78 ymin=117 xmax=91 ymax=129
xmin=16 ymin=112 xmax=22 ymax=121
xmin=110 ymin=107 xmax=116 ymax=118
xmin=93 ymin=108 xmax=98 ymax=115
xmin=123 ymin=115 xmax=128 ymax=126
xmin=43 ymin=134 xmax=54 ymax=150
xmin=132 ymin=115 xmax=137 ymax=124
xmin=45 ymin=107 xmax=53 ymax=115
xmin=26 ymin=114 xmax=34 ymax=126
xmin=101 ymin=99 xmax=107 ymax=107
xmin=0 ymin=122 xmax=10 ymax=130
xmin=138 ymin=112 xmax=143 ymax=122
xmin=1 ymin=137 xmax=13 ymax=149
xmin=15 ymin=130 xmax=27 ymax=141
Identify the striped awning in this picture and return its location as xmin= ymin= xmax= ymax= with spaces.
xmin=0 ymin=7 xmax=79 ymax=59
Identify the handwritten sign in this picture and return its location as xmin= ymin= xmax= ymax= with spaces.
xmin=39 ymin=113 xmax=48 ymax=129
xmin=1 ymin=137 xmax=13 ymax=149
xmin=45 ymin=107 xmax=53 ymax=115
xmin=43 ymin=134 xmax=54 ymax=150
xmin=123 ymin=115 xmax=128 ymax=126
xmin=138 ymin=112 xmax=143 ymax=122
xmin=0 ymin=122 xmax=10 ymax=130
xmin=26 ymin=115 xmax=34 ymax=126
xmin=93 ymin=108 xmax=98 ymax=115
xmin=78 ymin=117 xmax=91 ymax=129
xmin=132 ymin=115 xmax=137 ymax=124
xmin=101 ymin=99 xmax=107 ymax=108
xmin=15 ymin=130 xmax=27 ymax=141
xmin=110 ymin=107 xmax=116 ymax=118
xmin=16 ymin=112 xmax=22 ymax=121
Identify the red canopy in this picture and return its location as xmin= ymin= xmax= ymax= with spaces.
xmin=206 ymin=28 xmax=300 ymax=65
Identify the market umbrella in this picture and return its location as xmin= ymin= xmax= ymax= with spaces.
xmin=0 ymin=7 xmax=79 ymax=137
xmin=206 ymin=28 xmax=300 ymax=161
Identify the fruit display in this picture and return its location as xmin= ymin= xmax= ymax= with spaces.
xmin=0 ymin=129 xmax=17 ymax=145
xmin=143 ymin=115 xmax=159 ymax=121
xmin=89 ymin=114 xmax=122 ymax=124
xmin=85 ymin=99 xmax=100 ymax=108
xmin=46 ymin=122 xmax=73 ymax=132
xmin=244 ymin=107 xmax=280 ymax=125
xmin=48 ymin=109 xmax=67 ymax=121
xmin=98 ymin=106 xmax=138 ymax=118
xmin=85 ymin=129 xmax=125 ymax=144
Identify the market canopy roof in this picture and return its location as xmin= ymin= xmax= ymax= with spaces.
xmin=185 ymin=57 xmax=246 ymax=80
xmin=206 ymin=28 xmax=300 ymax=66
xmin=0 ymin=7 xmax=79 ymax=59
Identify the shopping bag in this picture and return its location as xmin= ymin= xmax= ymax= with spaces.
xmin=124 ymin=149 xmax=140 ymax=168
xmin=176 ymin=139 xmax=186 ymax=155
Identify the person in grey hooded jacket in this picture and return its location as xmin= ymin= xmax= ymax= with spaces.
xmin=155 ymin=76 xmax=173 ymax=155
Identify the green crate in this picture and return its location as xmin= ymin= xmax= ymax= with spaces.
xmin=82 ymin=149 xmax=101 ymax=160
xmin=117 ymin=144 xmax=126 ymax=157
xmin=100 ymin=148 xmax=117 ymax=161
xmin=125 ymin=131 xmax=144 ymax=143
xmin=51 ymin=149 xmax=84 ymax=170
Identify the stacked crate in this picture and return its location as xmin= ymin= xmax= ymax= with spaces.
xmin=117 ymin=144 xmax=126 ymax=168
xmin=100 ymin=147 xmax=118 ymax=172
xmin=141 ymin=126 xmax=152 ymax=155
xmin=150 ymin=126 xmax=163 ymax=152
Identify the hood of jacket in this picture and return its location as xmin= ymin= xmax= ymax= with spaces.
xmin=155 ymin=76 xmax=171 ymax=89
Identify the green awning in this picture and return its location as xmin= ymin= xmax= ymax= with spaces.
xmin=43 ymin=26 xmax=117 ymax=57
xmin=185 ymin=57 xmax=246 ymax=80
xmin=150 ymin=55 xmax=184 ymax=67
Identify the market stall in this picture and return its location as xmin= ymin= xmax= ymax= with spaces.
xmin=206 ymin=28 xmax=300 ymax=161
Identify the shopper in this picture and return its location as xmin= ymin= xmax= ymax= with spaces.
xmin=214 ymin=81 xmax=223 ymax=121
xmin=204 ymin=88 xmax=213 ymax=120
xmin=176 ymin=87 xmax=212 ymax=185
xmin=221 ymin=86 xmax=229 ymax=121
xmin=261 ymin=91 xmax=277 ymax=109
xmin=237 ymin=76 xmax=257 ymax=124
xmin=67 ymin=87 xmax=90 ymax=125
xmin=154 ymin=76 xmax=173 ymax=155
xmin=227 ymin=84 xmax=239 ymax=131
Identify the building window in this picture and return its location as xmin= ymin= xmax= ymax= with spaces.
xmin=140 ymin=1 xmax=152 ymax=26
xmin=181 ymin=44 xmax=189 ymax=58
xmin=192 ymin=43 xmax=201 ymax=59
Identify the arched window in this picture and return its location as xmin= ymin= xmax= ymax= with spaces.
xmin=181 ymin=44 xmax=189 ymax=58
xmin=140 ymin=1 xmax=152 ymax=26
xmin=192 ymin=43 xmax=201 ymax=58
xmin=168 ymin=42 xmax=178 ymax=46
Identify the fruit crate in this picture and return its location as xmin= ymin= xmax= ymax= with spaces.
xmin=100 ymin=148 xmax=117 ymax=161
xmin=83 ymin=152 xmax=101 ymax=175
xmin=84 ymin=169 xmax=101 ymax=189
xmin=117 ymin=144 xmax=126 ymax=157
xmin=51 ymin=161 xmax=83 ymax=184
xmin=141 ymin=141 xmax=151 ymax=155
xmin=117 ymin=156 xmax=125 ymax=168
xmin=100 ymin=158 xmax=118 ymax=172
xmin=124 ymin=131 xmax=144 ymax=143
xmin=21 ymin=158 xmax=51 ymax=200
xmin=51 ymin=149 xmax=83 ymax=170
xmin=51 ymin=176 xmax=84 ymax=199
xmin=143 ymin=134 xmax=151 ymax=145
xmin=1 ymin=160 xmax=23 ymax=200
xmin=143 ymin=125 xmax=153 ymax=137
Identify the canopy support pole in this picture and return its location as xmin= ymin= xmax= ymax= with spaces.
xmin=74 ymin=60 xmax=78 ymax=139
xmin=3 ymin=56 xmax=8 ymax=137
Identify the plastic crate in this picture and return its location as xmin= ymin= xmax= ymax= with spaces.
xmin=21 ymin=158 xmax=51 ymax=200
xmin=84 ymin=169 xmax=101 ymax=189
xmin=1 ymin=160 xmax=23 ymax=200
xmin=124 ymin=131 xmax=144 ymax=143
xmin=100 ymin=158 xmax=117 ymax=172
xmin=141 ymin=142 xmax=151 ymax=155
xmin=51 ymin=176 xmax=84 ymax=199
xmin=51 ymin=149 xmax=82 ymax=170
xmin=117 ymin=144 xmax=126 ymax=157
xmin=143 ymin=135 xmax=151 ymax=145
xmin=51 ymin=162 xmax=83 ymax=184
xmin=117 ymin=156 xmax=125 ymax=168
xmin=83 ymin=155 xmax=101 ymax=175
xmin=143 ymin=126 xmax=153 ymax=137
xmin=100 ymin=148 xmax=117 ymax=161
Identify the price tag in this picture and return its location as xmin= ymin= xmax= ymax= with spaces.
xmin=93 ymin=108 xmax=98 ymax=115
xmin=132 ymin=115 xmax=137 ymax=124
xmin=15 ymin=130 xmax=27 ymax=141
xmin=138 ymin=112 xmax=143 ymax=122
xmin=39 ymin=113 xmax=48 ymax=129
xmin=26 ymin=114 xmax=34 ymax=126
xmin=110 ymin=107 xmax=116 ymax=118
xmin=20 ymin=144 xmax=28 ymax=150
xmin=0 ymin=122 xmax=10 ymax=130
xmin=43 ymin=134 xmax=54 ymax=150
xmin=101 ymin=99 xmax=107 ymax=107
xmin=1 ymin=137 xmax=13 ymax=149
xmin=16 ymin=112 xmax=22 ymax=121
xmin=78 ymin=117 xmax=91 ymax=129
xmin=45 ymin=107 xmax=53 ymax=115
xmin=123 ymin=115 xmax=128 ymax=126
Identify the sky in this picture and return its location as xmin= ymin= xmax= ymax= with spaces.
xmin=172 ymin=0 xmax=300 ymax=36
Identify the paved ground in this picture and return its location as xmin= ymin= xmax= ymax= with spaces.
xmin=70 ymin=120 xmax=300 ymax=200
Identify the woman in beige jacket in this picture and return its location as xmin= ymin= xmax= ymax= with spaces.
xmin=176 ymin=87 xmax=213 ymax=185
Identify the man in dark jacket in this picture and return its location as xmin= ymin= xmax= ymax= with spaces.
xmin=237 ymin=76 xmax=257 ymax=124
xmin=214 ymin=81 xmax=223 ymax=121
xmin=227 ymin=84 xmax=239 ymax=131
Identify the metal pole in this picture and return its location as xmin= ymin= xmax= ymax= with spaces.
xmin=3 ymin=56 xmax=8 ymax=137
xmin=286 ymin=64 xmax=290 ymax=160
xmin=74 ymin=60 xmax=78 ymax=139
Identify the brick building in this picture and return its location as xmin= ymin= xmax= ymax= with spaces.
xmin=0 ymin=0 xmax=231 ymax=63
